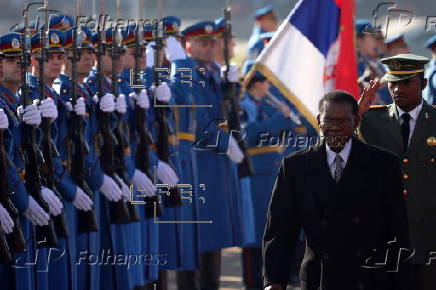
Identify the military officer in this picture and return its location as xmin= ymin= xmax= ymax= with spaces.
xmin=160 ymin=16 xmax=204 ymax=289
xmin=0 ymin=32 xmax=51 ymax=290
xmin=54 ymin=24 xmax=103 ymax=290
xmin=385 ymin=34 xmax=410 ymax=57
xmin=355 ymin=19 xmax=391 ymax=105
xmin=85 ymin=26 xmax=149 ymax=290
xmin=29 ymin=28 xmax=80 ymax=290
xmin=181 ymin=20 xmax=244 ymax=290
xmin=247 ymin=5 xmax=278 ymax=60
xmin=247 ymin=31 xmax=274 ymax=60
xmin=119 ymin=25 xmax=164 ymax=290
xmin=358 ymin=54 xmax=436 ymax=290
xmin=145 ymin=18 xmax=188 ymax=289
xmin=213 ymin=17 xmax=256 ymax=249
xmin=423 ymin=35 xmax=436 ymax=105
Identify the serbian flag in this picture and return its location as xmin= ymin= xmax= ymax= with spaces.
xmin=246 ymin=0 xmax=358 ymax=129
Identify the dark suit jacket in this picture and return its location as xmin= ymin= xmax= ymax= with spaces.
xmin=262 ymin=137 xmax=411 ymax=290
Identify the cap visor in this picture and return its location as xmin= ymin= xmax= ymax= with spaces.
xmin=382 ymin=73 xmax=417 ymax=82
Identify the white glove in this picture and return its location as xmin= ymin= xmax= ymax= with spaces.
xmin=227 ymin=135 xmax=244 ymax=163
xmin=100 ymin=174 xmax=123 ymax=202
xmin=99 ymin=93 xmax=115 ymax=112
xmin=73 ymin=187 xmax=93 ymax=211
xmin=157 ymin=161 xmax=179 ymax=187
xmin=66 ymin=97 xmax=87 ymax=117
xmin=146 ymin=42 xmax=155 ymax=68
xmin=38 ymin=98 xmax=58 ymax=120
xmin=165 ymin=36 xmax=186 ymax=61
xmin=115 ymin=94 xmax=127 ymax=114
xmin=131 ymin=169 xmax=155 ymax=197
xmin=17 ymin=102 xmax=42 ymax=126
xmin=113 ymin=174 xmax=131 ymax=201
xmin=221 ymin=64 xmax=239 ymax=83
xmin=24 ymin=196 xmax=50 ymax=226
xmin=152 ymin=82 xmax=171 ymax=103
xmin=0 ymin=204 xmax=14 ymax=234
xmin=41 ymin=186 xmax=63 ymax=216
xmin=130 ymin=89 xmax=150 ymax=109
xmin=0 ymin=109 xmax=9 ymax=129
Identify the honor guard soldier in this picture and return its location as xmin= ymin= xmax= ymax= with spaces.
xmin=181 ymin=20 xmax=244 ymax=290
xmin=54 ymin=24 xmax=102 ymax=290
xmin=355 ymin=19 xmax=391 ymax=104
xmin=30 ymin=28 xmax=80 ymax=290
xmin=145 ymin=17 xmax=187 ymax=288
xmin=85 ymin=26 xmax=147 ymax=290
xmin=0 ymin=32 xmax=51 ymax=290
xmin=358 ymin=54 xmax=436 ymax=290
xmin=161 ymin=15 xmax=204 ymax=289
xmin=247 ymin=31 xmax=274 ymax=61
xmin=385 ymin=34 xmax=410 ymax=57
xmin=247 ymin=5 xmax=278 ymax=60
xmin=118 ymin=25 xmax=164 ymax=290
xmin=213 ymin=16 xmax=256 ymax=248
xmin=423 ymin=35 xmax=436 ymax=105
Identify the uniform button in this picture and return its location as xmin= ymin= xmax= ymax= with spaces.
xmin=403 ymin=174 xmax=409 ymax=180
xmin=403 ymin=189 xmax=408 ymax=195
xmin=321 ymin=220 xmax=328 ymax=226
xmin=354 ymin=217 xmax=360 ymax=223
xmin=430 ymin=159 xmax=435 ymax=163
xmin=402 ymin=158 xmax=409 ymax=164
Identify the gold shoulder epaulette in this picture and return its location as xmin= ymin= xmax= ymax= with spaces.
xmin=369 ymin=105 xmax=387 ymax=110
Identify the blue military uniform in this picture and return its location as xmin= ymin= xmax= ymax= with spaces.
xmin=355 ymin=20 xmax=391 ymax=105
xmin=247 ymin=5 xmax=275 ymax=60
xmin=53 ymin=25 xmax=103 ymax=290
xmin=169 ymin=57 xmax=201 ymax=270
xmin=423 ymin=35 xmax=436 ymax=105
xmin=248 ymin=31 xmax=275 ymax=60
xmin=182 ymin=22 xmax=242 ymax=252
xmin=29 ymin=29 xmax=78 ymax=290
xmin=85 ymin=27 xmax=146 ymax=290
xmin=213 ymin=19 xmax=256 ymax=248
xmin=0 ymin=34 xmax=38 ymax=288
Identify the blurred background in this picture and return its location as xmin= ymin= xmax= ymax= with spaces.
xmin=1 ymin=0 xmax=434 ymax=66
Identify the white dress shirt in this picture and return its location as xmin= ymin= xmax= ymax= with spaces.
xmin=325 ymin=138 xmax=352 ymax=179
xmin=396 ymin=101 xmax=423 ymax=145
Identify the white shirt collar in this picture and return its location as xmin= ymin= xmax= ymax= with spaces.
xmin=396 ymin=101 xmax=423 ymax=121
xmin=325 ymin=138 xmax=352 ymax=167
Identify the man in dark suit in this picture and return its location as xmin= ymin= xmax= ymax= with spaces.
xmin=358 ymin=54 xmax=436 ymax=290
xmin=263 ymin=91 xmax=411 ymax=290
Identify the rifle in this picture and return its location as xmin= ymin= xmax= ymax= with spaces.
xmin=20 ymin=1 xmax=58 ymax=248
xmin=152 ymin=27 xmax=182 ymax=207
xmin=222 ymin=6 xmax=252 ymax=178
xmin=0 ymin=129 xmax=26 ymax=255
xmin=37 ymin=0 xmax=69 ymax=238
xmin=68 ymin=26 xmax=99 ymax=233
xmin=133 ymin=24 xmax=163 ymax=218
xmin=0 ymin=130 xmax=13 ymax=262
xmin=110 ymin=26 xmax=139 ymax=222
xmin=95 ymin=18 xmax=130 ymax=224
